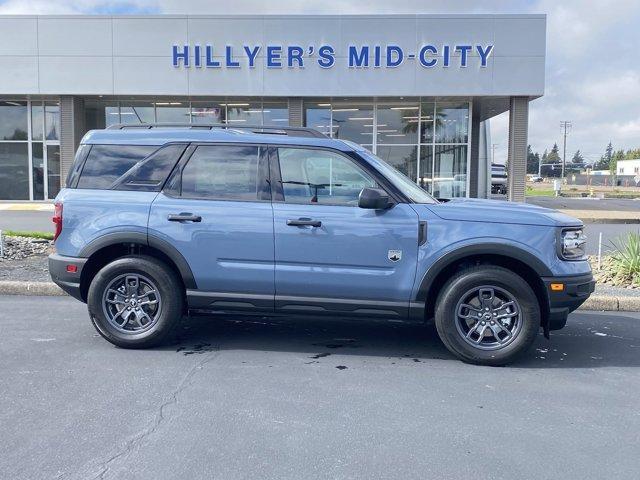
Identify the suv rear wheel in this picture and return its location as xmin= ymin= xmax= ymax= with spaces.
xmin=434 ymin=266 xmax=540 ymax=366
xmin=87 ymin=255 xmax=183 ymax=348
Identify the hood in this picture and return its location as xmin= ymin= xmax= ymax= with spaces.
xmin=425 ymin=198 xmax=583 ymax=227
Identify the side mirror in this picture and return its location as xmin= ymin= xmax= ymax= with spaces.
xmin=358 ymin=187 xmax=391 ymax=209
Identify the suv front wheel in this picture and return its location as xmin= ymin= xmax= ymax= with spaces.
xmin=435 ymin=266 xmax=540 ymax=366
xmin=87 ymin=256 xmax=184 ymax=348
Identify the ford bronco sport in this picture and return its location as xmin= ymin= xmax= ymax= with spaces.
xmin=49 ymin=124 xmax=595 ymax=365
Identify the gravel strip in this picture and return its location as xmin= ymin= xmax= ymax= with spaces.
xmin=0 ymin=236 xmax=53 ymax=282
xmin=0 ymin=235 xmax=54 ymax=260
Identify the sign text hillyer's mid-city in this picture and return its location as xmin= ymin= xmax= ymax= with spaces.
xmin=172 ymin=44 xmax=495 ymax=69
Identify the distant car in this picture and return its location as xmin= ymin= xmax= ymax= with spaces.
xmin=49 ymin=124 xmax=594 ymax=366
xmin=530 ymin=175 xmax=544 ymax=183
xmin=491 ymin=164 xmax=507 ymax=195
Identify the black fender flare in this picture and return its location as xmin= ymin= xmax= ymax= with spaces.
xmin=79 ymin=232 xmax=197 ymax=289
xmin=415 ymin=242 xmax=553 ymax=302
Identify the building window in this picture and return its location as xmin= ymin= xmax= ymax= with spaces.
xmin=376 ymin=146 xmax=417 ymax=180
xmin=154 ymin=102 xmax=190 ymax=123
xmin=0 ymin=143 xmax=29 ymax=200
xmin=190 ymin=102 xmax=225 ymax=124
xmin=433 ymin=145 xmax=468 ymax=198
xmin=304 ymin=101 xmax=333 ymax=137
xmin=119 ymin=102 xmax=155 ymax=124
xmin=332 ymin=103 xmax=373 ymax=144
xmin=262 ymin=102 xmax=289 ymax=126
xmin=303 ymin=98 xmax=470 ymax=198
xmin=226 ymin=101 xmax=263 ymax=125
xmin=0 ymin=99 xmax=60 ymax=200
xmin=85 ymin=98 xmax=289 ymax=129
xmin=0 ymin=101 xmax=28 ymax=141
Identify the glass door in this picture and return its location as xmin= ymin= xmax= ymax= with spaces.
xmin=30 ymin=101 xmax=60 ymax=200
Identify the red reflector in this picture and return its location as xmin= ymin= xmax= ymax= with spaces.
xmin=66 ymin=264 xmax=78 ymax=273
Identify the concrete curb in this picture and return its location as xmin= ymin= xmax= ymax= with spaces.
xmin=0 ymin=281 xmax=638 ymax=312
xmin=0 ymin=281 xmax=65 ymax=296
xmin=577 ymin=218 xmax=640 ymax=225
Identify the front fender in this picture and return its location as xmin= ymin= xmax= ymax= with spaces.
xmin=413 ymin=238 xmax=553 ymax=303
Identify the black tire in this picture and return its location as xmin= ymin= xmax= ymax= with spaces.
xmin=434 ymin=266 xmax=540 ymax=366
xmin=87 ymin=255 xmax=184 ymax=349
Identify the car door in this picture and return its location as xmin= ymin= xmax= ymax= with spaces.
xmin=148 ymin=143 xmax=274 ymax=312
xmin=272 ymin=146 xmax=420 ymax=318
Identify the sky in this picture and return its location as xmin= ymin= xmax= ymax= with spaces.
xmin=1 ymin=0 xmax=638 ymax=165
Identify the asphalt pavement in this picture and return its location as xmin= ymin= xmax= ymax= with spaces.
xmin=1 ymin=295 xmax=639 ymax=480
xmin=584 ymin=223 xmax=639 ymax=255
xmin=0 ymin=210 xmax=53 ymax=232
xmin=527 ymin=195 xmax=640 ymax=212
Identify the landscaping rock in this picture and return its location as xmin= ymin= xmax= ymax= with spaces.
xmin=0 ymin=235 xmax=54 ymax=261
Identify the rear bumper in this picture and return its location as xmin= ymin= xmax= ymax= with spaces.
xmin=542 ymin=272 xmax=595 ymax=330
xmin=48 ymin=253 xmax=87 ymax=302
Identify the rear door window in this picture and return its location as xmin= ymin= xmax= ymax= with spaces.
xmin=178 ymin=145 xmax=269 ymax=201
xmin=77 ymin=145 xmax=157 ymax=189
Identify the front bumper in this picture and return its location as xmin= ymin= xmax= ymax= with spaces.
xmin=48 ymin=253 xmax=87 ymax=302
xmin=542 ymin=272 xmax=595 ymax=330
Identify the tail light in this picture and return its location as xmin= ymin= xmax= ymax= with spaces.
xmin=53 ymin=202 xmax=63 ymax=242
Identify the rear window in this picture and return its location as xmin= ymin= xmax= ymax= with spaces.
xmin=65 ymin=144 xmax=91 ymax=188
xmin=76 ymin=145 xmax=157 ymax=189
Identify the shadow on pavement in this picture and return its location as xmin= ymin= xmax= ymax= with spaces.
xmin=160 ymin=311 xmax=640 ymax=369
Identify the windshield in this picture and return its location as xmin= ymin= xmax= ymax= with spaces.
xmin=356 ymin=149 xmax=438 ymax=204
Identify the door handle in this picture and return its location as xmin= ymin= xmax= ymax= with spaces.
xmin=286 ymin=218 xmax=322 ymax=227
xmin=167 ymin=213 xmax=202 ymax=223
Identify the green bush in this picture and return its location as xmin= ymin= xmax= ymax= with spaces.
xmin=609 ymin=232 xmax=640 ymax=285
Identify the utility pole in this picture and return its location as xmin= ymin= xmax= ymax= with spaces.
xmin=491 ymin=143 xmax=498 ymax=165
xmin=560 ymin=121 xmax=572 ymax=180
xmin=538 ymin=155 xmax=542 ymax=176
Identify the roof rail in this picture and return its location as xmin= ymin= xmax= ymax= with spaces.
xmin=105 ymin=123 xmax=328 ymax=138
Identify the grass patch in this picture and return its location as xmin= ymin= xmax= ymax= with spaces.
xmin=2 ymin=230 xmax=54 ymax=240
xmin=525 ymin=188 xmax=556 ymax=197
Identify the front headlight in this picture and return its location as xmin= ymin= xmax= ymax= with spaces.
xmin=560 ymin=228 xmax=587 ymax=260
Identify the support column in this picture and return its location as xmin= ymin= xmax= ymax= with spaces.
xmin=59 ymin=96 xmax=85 ymax=187
xmin=507 ymin=97 xmax=529 ymax=202
xmin=288 ymin=97 xmax=303 ymax=127
xmin=477 ymin=120 xmax=491 ymax=199
xmin=468 ymin=104 xmax=480 ymax=197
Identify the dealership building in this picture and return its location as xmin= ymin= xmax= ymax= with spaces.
xmin=0 ymin=14 xmax=545 ymax=202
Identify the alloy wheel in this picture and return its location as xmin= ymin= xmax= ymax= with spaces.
xmin=102 ymin=273 xmax=162 ymax=334
xmin=454 ymin=285 xmax=522 ymax=351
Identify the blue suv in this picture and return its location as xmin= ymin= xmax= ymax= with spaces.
xmin=49 ymin=124 xmax=594 ymax=365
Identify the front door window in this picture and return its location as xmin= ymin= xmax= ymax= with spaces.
xmin=278 ymin=147 xmax=377 ymax=206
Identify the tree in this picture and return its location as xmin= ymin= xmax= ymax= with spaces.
xmin=605 ymin=141 xmax=613 ymax=162
xmin=526 ymin=145 xmax=540 ymax=174
xmin=571 ymin=150 xmax=584 ymax=164
xmin=594 ymin=141 xmax=613 ymax=170
xmin=624 ymin=148 xmax=640 ymax=160
xmin=611 ymin=149 xmax=625 ymax=176
xmin=547 ymin=143 xmax=561 ymax=163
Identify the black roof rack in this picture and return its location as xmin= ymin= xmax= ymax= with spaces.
xmin=105 ymin=123 xmax=328 ymax=139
